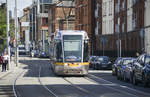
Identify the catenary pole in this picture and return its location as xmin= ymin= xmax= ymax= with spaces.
xmin=6 ymin=0 xmax=10 ymax=70
xmin=15 ymin=0 xmax=19 ymax=66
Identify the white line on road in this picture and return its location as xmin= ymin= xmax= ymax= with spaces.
xmin=63 ymin=77 xmax=90 ymax=94
xmin=38 ymin=66 xmax=59 ymax=97
xmin=89 ymin=74 xmax=150 ymax=96
xmin=13 ymin=70 xmax=25 ymax=97
xmin=88 ymin=74 xmax=139 ymax=97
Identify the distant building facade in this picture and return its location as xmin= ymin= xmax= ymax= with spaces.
xmin=48 ymin=1 xmax=75 ymax=42
xmin=144 ymin=0 xmax=150 ymax=54
xmin=75 ymin=0 xmax=95 ymax=55
xmin=19 ymin=7 xmax=30 ymax=51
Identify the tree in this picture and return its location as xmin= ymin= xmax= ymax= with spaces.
xmin=0 ymin=3 xmax=7 ymax=51
xmin=0 ymin=3 xmax=15 ymax=51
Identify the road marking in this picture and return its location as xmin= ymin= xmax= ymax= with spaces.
xmin=38 ymin=66 xmax=59 ymax=97
xmin=89 ymin=74 xmax=150 ymax=96
xmin=13 ymin=70 xmax=25 ymax=97
xmin=88 ymin=74 xmax=139 ymax=97
xmin=0 ymin=71 xmax=12 ymax=79
xmin=63 ymin=77 xmax=90 ymax=93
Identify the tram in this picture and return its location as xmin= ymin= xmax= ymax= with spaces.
xmin=50 ymin=30 xmax=89 ymax=75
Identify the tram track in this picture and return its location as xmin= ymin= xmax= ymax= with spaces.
xmin=86 ymin=74 xmax=150 ymax=97
xmin=62 ymin=77 xmax=95 ymax=96
xmin=13 ymin=70 xmax=25 ymax=97
xmin=39 ymin=65 xmax=97 ymax=97
xmin=38 ymin=66 xmax=59 ymax=97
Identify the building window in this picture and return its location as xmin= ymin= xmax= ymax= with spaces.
xmin=122 ymin=0 xmax=125 ymax=11
xmin=95 ymin=21 xmax=99 ymax=35
xmin=132 ymin=12 xmax=136 ymax=29
xmin=115 ymin=3 xmax=119 ymax=13
xmin=103 ymin=2 xmax=107 ymax=17
xmin=122 ymin=23 xmax=125 ymax=33
xmin=109 ymin=0 xmax=112 ymax=15
xmin=133 ymin=0 xmax=137 ymax=5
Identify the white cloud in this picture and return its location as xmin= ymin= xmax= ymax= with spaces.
xmin=8 ymin=0 xmax=32 ymax=17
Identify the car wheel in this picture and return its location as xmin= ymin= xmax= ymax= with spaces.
xmin=112 ymin=69 xmax=115 ymax=75
xmin=129 ymin=73 xmax=133 ymax=83
xmin=133 ymin=73 xmax=138 ymax=85
xmin=123 ymin=72 xmax=127 ymax=82
xmin=93 ymin=64 xmax=95 ymax=69
xmin=117 ymin=71 xmax=120 ymax=80
xmin=142 ymin=74 xmax=148 ymax=87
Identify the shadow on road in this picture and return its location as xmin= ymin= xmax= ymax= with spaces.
xmin=0 ymin=85 xmax=14 ymax=97
xmin=19 ymin=58 xmax=52 ymax=77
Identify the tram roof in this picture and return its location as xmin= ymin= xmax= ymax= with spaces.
xmin=55 ymin=30 xmax=89 ymax=40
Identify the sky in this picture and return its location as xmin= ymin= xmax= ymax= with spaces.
xmin=1 ymin=0 xmax=32 ymax=17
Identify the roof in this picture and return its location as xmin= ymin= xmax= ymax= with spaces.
xmin=121 ymin=57 xmax=136 ymax=60
xmin=40 ymin=0 xmax=52 ymax=4
xmin=55 ymin=30 xmax=89 ymax=40
xmin=56 ymin=1 xmax=75 ymax=7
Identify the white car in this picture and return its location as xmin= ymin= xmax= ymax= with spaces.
xmin=18 ymin=45 xmax=26 ymax=55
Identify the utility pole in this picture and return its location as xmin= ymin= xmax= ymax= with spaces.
xmin=6 ymin=0 xmax=10 ymax=70
xmin=41 ymin=0 xmax=45 ymax=52
xmin=15 ymin=0 xmax=19 ymax=66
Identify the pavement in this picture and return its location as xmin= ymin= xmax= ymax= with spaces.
xmin=0 ymin=57 xmax=17 ymax=79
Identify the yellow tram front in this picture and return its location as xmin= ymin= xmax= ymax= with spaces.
xmin=53 ymin=31 xmax=89 ymax=75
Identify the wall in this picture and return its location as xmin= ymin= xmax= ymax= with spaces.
xmin=145 ymin=0 xmax=150 ymax=54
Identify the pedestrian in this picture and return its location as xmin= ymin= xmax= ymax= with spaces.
xmin=2 ymin=52 xmax=9 ymax=72
xmin=136 ymin=52 xmax=140 ymax=57
xmin=0 ymin=54 xmax=3 ymax=68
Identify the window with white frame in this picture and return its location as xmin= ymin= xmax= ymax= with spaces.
xmin=103 ymin=2 xmax=107 ymax=16
xmin=109 ymin=0 xmax=112 ymax=15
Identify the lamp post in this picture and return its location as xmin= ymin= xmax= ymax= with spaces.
xmin=15 ymin=0 xmax=19 ymax=66
xmin=6 ymin=0 xmax=10 ymax=70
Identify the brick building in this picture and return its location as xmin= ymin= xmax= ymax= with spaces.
xmin=145 ymin=0 xmax=150 ymax=54
xmin=48 ymin=1 xmax=75 ymax=42
xmin=19 ymin=7 xmax=30 ymax=44
xmin=94 ymin=0 xmax=145 ymax=57
xmin=75 ymin=0 xmax=95 ymax=55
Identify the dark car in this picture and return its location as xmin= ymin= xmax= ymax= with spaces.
xmin=117 ymin=58 xmax=135 ymax=80
xmin=112 ymin=57 xmax=122 ymax=76
xmin=39 ymin=51 xmax=49 ymax=58
xmin=89 ymin=56 xmax=97 ymax=68
xmin=132 ymin=54 xmax=150 ymax=86
xmin=30 ymin=50 xmax=39 ymax=57
xmin=124 ymin=58 xmax=136 ymax=82
xmin=94 ymin=56 xmax=112 ymax=70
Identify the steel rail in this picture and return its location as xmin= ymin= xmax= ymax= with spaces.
xmin=38 ymin=66 xmax=59 ymax=97
xmin=13 ymin=70 xmax=25 ymax=97
xmin=62 ymin=77 xmax=97 ymax=97
xmin=86 ymin=74 xmax=147 ymax=97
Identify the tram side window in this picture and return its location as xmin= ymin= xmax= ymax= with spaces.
xmin=83 ymin=42 xmax=89 ymax=62
xmin=56 ymin=42 xmax=63 ymax=62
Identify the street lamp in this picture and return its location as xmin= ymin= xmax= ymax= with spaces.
xmin=6 ymin=0 xmax=10 ymax=70
xmin=15 ymin=0 xmax=19 ymax=66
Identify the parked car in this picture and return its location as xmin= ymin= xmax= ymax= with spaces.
xmin=124 ymin=58 xmax=136 ymax=82
xmin=112 ymin=57 xmax=122 ymax=76
xmin=10 ymin=47 xmax=15 ymax=56
xmin=117 ymin=58 xmax=135 ymax=80
xmin=18 ymin=45 xmax=26 ymax=55
xmin=94 ymin=56 xmax=112 ymax=70
xmin=89 ymin=56 xmax=97 ymax=68
xmin=30 ymin=50 xmax=39 ymax=57
xmin=39 ymin=51 xmax=49 ymax=58
xmin=132 ymin=54 xmax=150 ymax=86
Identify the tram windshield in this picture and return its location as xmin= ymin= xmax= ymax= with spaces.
xmin=63 ymin=35 xmax=82 ymax=62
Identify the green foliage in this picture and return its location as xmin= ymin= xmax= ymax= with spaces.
xmin=0 ymin=5 xmax=7 ymax=51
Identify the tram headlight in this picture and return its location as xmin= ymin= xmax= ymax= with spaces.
xmin=64 ymin=63 xmax=68 ymax=66
xmin=77 ymin=63 xmax=81 ymax=66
